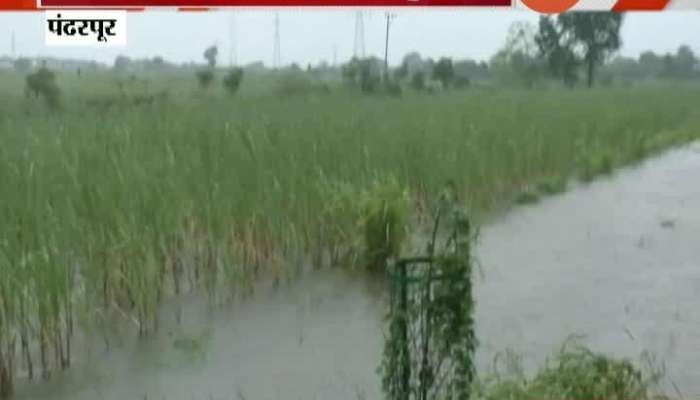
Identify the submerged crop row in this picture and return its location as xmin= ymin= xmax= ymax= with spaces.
xmin=0 ymin=80 xmax=699 ymax=397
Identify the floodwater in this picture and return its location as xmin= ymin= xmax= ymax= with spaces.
xmin=15 ymin=143 xmax=700 ymax=400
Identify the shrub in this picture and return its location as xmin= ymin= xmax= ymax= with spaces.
xmin=384 ymin=80 xmax=402 ymax=97
xmin=223 ymin=68 xmax=244 ymax=95
xmin=273 ymin=72 xmax=326 ymax=97
xmin=359 ymin=62 xmax=381 ymax=94
xmin=410 ymin=71 xmax=426 ymax=91
xmin=25 ymin=66 xmax=61 ymax=109
xmin=454 ymin=75 xmax=471 ymax=89
xmin=196 ymin=69 xmax=214 ymax=90
xmin=474 ymin=341 xmax=664 ymax=400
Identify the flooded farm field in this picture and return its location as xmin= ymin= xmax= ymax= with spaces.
xmin=14 ymin=143 xmax=700 ymax=400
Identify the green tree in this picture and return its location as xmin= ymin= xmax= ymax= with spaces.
xmin=394 ymin=61 xmax=408 ymax=81
xmin=558 ymin=12 xmax=624 ymax=88
xmin=341 ymin=57 xmax=381 ymax=94
xmin=13 ymin=57 xmax=32 ymax=74
xmin=358 ymin=59 xmax=380 ymax=93
xmin=25 ymin=65 xmax=61 ymax=109
xmin=222 ymin=67 xmax=244 ymax=95
xmin=432 ymin=57 xmax=454 ymax=90
xmin=410 ymin=71 xmax=425 ymax=91
xmin=113 ymin=55 xmax=131 ymax=73
xmin=203 ymin=45 xmax=218 ymax=68
xmin=196 ymin=69 xmax=214 ymax=89
xmin=197 ymin=45 xmax=218 ymax=90
xmin=638 ymin=50 xmax=664 ymax=78
xmin=675 ymin=45 xmax=697 ymax=78
xmin=492 ymin=21 xmax=542 ymax=88
xmin=341 ymin=57 xmax=360 ymax=85
xmin=535 ymin=16 xmax=579 ymax=86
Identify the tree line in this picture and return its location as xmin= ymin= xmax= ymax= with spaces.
xmin=345 ymin=12 xmax=698 ymax=92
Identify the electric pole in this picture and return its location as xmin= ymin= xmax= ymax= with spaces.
xmin=353 ymin=11 xmax=366 ymax=59
xmin=384 ymin=13 xmax=395 ymax=83
xmin=273 ymin=13 xmax=281 ymax=69
xmin=229 ymin=12 xmax=237 ymax=67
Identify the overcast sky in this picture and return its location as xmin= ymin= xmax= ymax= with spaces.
xmin=0 ymin=10 xmax=699 ymax=67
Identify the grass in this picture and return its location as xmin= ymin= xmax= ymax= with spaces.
xmin=0 ymin=68 xmax=699 ymax=396
xmin=474 ymin=340 xmax=666 ymax=400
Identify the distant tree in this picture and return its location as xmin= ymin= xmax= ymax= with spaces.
xmin=535 ymin=16 xmax=579 ymax=86
xmin=196 ymin=69 xmax=214 ymax=89
xmin=432 ymin=57 xmax=454 ymax=89
xmin=197 ymin=45 xmax=218 ymax=89
xmin=358 ymin=59 xmax=380 ymax=93
xmin=410 ymin=71 xmax=425 ymax=91
xmin=341 ymin=57 xmax=381 ymax=93
xmin=453 ymin=59 xmax=490 ymax=82
xmin=341 ymin=57 xmax=360 ymax=85
xmin=674 ymin=45 xmax=697 ymax=78
xmin=558 ymin=12 xmax=624 ymax=87
xmin=151 ymin=56 xmax=165 ymax=68
xmin=394 ymin=61 xmax=409 ymax=81
xmin=114 ymin=55 xmax=131 ymax=72
xmin=203 ymin=45 xmax=218 ymax=68
xmin=603 ymin=56 xmax=643 ymax=82
xmin=399 ymin=52 xmax=427 ymax=79
xmin=223 ymin=67 xmax=244 ymax=95
xmin=13 ymin=57 xmax=32 ymax=74
xmin=638 ymin=50 xmax=664 ymax=78
xmin=492 ymin=21 xmax=542 ymax=88
xmin=25 ymin=65 xmax=61 ymax=109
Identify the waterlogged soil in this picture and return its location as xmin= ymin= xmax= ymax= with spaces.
xmin=14 ymin=143 xmax=700 ymax=400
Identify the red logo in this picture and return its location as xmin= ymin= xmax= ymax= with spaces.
xmin=520 ymin=0 xmax=579 ymax=13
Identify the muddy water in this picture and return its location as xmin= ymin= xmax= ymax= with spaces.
xmin=15 ymin=144 xmax=700 ymax=400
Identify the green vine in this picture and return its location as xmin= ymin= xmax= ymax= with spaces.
xmin=381 ymin=188 xmax=478 ymax=400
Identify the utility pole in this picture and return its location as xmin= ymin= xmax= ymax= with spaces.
xmin=273 ymin=13 xmax=281 ymax=69
xmin=11 ymin=30 xmax=16 ymax=58
xmin=353 ymin=11 xmax=366 ymax=59
xmin=383 ymin=13 xmax=395 ymax=83
xmin=229 ymin=12 xmax=237 ymax=67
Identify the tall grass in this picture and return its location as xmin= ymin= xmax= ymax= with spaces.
xmin=0 ymin=70 xmax=699 ymax=396
xmin=474 ymin=340 xmax=665 ymax=400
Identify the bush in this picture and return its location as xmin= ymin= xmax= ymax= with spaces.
xmin=359 ymin=62 xmax=381 ymax=94
xmin=223 ymin=68 xmax=244 ymax=95
xmin=410 ymin=71 xmax=426 ymax=91
xmin=474 ymin=341 xmax=664 ymax=400
xmin=25 ymin=66 xmax=61 ymax=109
xmin=196 ymin=69 xmax=214 ymax=90
xmin=384 ymin=80 xmax=402 ymax=97
xmin=454 ymin=75 xmax=471 ymax=89
xmin=272 ymin=72 xmax=331 ymax=97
